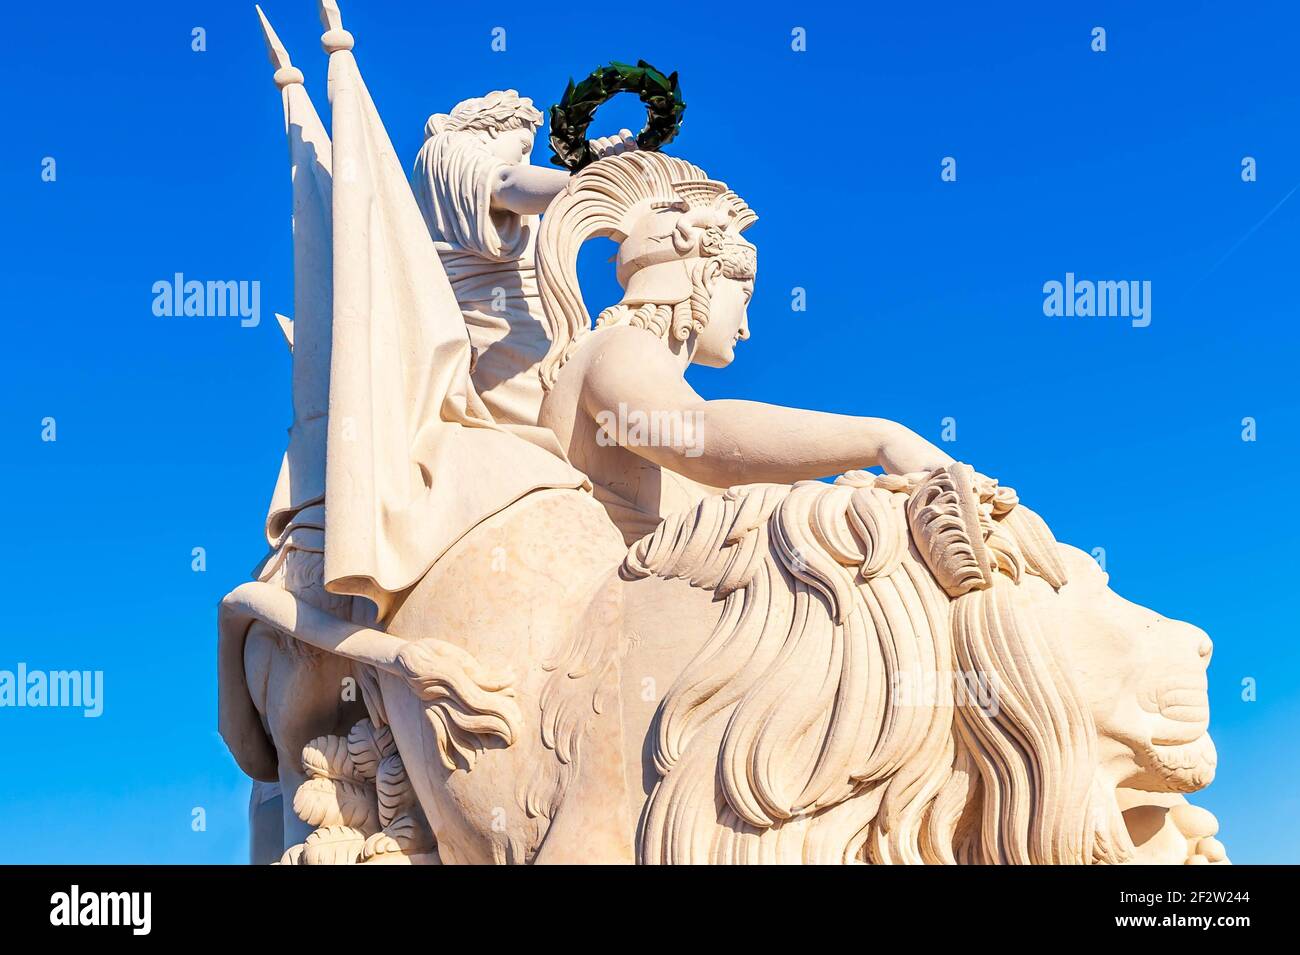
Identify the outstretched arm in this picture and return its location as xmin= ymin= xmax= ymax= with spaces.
xmin=582 ymin=327 xmax=953 ymax=486
xmin=491 ymin=130 xmax=639 ymax=215
xmin=492 ymin=164 xmax=570 ymax=214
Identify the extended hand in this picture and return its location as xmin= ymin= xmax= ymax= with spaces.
xmin=878 ymin=428 xmax=955 ymax=476
xmin=591 ymin=128 xmax=638 ymax=159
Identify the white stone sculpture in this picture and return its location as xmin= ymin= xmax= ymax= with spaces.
xmin=411 ymin=89 xmax=634 ymax=435
xmin=220 ymin=2 xmax=1228 ymax=865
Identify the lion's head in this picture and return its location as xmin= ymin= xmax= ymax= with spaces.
xmin=623 ymin=464 xmax=1218 ymax=864
xmin=1022 ymin=544 xmax=1216 ymax=797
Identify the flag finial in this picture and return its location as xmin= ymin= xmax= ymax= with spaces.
xmin=255 ymin=6 xmax=304 ymax=88
xmin=318 ymin=0 xmax=354 ymax=53
xmin=275 ymin=313 xmax=294 ymax=350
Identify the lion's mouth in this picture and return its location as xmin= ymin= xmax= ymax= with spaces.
xmin=1146 ymin=685 xmax=1210 ymax=746
xmin=1125 ymin=680 xmax=1217 ymax=793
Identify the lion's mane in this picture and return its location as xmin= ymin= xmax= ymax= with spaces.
xmin=622 ymin=464 xmax=1135 ymax=864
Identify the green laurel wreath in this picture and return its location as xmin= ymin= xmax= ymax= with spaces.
xmin=548 ymin=60 xmax=686 ymax=172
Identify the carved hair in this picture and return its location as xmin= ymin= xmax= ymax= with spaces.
xmin=536 ymin=151 xmax=757 ymax=389
xmin=593 ymin=263 xmax=710 ymax=345
xmin=424 ymin=89 xmax=542 ymax=140
xmin=623 ymin=465 xmax=1135 ymax=864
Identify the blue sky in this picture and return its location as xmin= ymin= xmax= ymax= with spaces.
xmin=1 ymin=0 xmax=1297 ymax=863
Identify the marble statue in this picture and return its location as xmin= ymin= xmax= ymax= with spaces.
xmin=411 ymin=89 xmax=634 ymax=435
xmin=219 ymin=1 xmax=1228 ymax=865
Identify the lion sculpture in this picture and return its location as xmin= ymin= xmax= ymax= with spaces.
xmin=223 ymin=5 xmax=1226 ymax=865
xmin=227 ymin=464 xmax=1226 ymax=865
